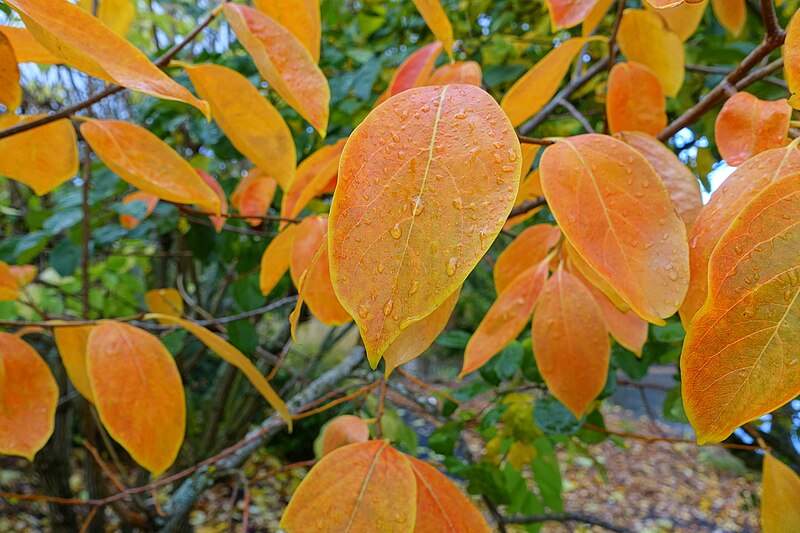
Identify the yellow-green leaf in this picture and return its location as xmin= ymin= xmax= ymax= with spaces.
xmin=78 ymin=0 xmax=135 ymax=37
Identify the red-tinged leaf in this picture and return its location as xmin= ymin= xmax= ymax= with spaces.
xmin=0 ymin=261 xmax=20 ymax=301
xmin=711 ymin=0 xmax=745 ymax=35
xmin=532 ymin=269 xmax=610 ymax=418
xmin=681 ymin=173 xmax=800 ymax=445
xmin=582 ymin=0 xmax=614 ymax=37
xmin=144 ymin=314 xmax=292 ymax=430
xmin=540 ymin=134 xmax=689 ymax=324
xmin=224 ymin=3 xmax=329 ymax=137
xmin=645 ymin=0 xmax=707 ymax=42
xmin=546 ymin=0 xmax=600 ymax=30
xmin=384 ymin=289 xmax=460 ymax=376
xmin=616 ymin=131 xmax=702 ymax=232
xmin=0 ymin=333 xmax=57 ymax=461
xmin=607 ymin=62 xmax=666 ymax=136
xmin=281 ymin=139 xmax=347 ymax=222
xmin=280 ymin=440 xmax=417 ymax=532
xmin=788 ymin=11 xmax=800 ymax=109
xmin=87 ymin=322 xmax=185 ymax=476
xmin=230 ymin=170 xmax=278 ymax=226
xmin=4 ymin=0 xmax=208 ymax=116
xmin=461 ymin=260 xmax=549 ymax=377
xmin=119 ymin=191 xmax=158 ymax=230
xmin=617 ymin=9 xmax=684 ymax=97
xmin=0 ymin=26 xmax=59 ymax=63
xmin=680 ymin=142 xmax=800 ymax=326
xmin=78 ymin=0 xmax=135 ymax=37
xmin=253 ymin=0 xmax=321 ymax=62
xmin=196 ymin=169 xmax=228 ymax=232
xmin=494 ymin=224 xmax=561 ymax=294
xmin=260 ymin=225 xmax=300 ymax=296
xmin=502 ymin=37 xmax=602 ymax=127
xmin=715 ymin=92 xmax=792 ymax=166
xmin=144 ymin=288 xmax=184 ymax=320
xmin=411 ymin=0 xmax=454 ymax=59
xmin=318 ymin=415 xmax=370 ymax=456
xmin=0 ymin=115 xmax=78 ymax=195
xmin=179 ymin=62 xmax=296 ymax=190
xmin=8 ymin=264 xmax=35 ymax=288
xmin=387 ymin=42 xmax=444 ymax=98
xmin=428 ymin=61 xmax=482 ymax=86
xmin=762 ymin=453 xmax=800 ymax=533
xmin=407 ymin=456 xmax=491 ymax=533
xmin=329 ymin=85 xmax=521 ymax=367
xmin=53 ymin=325 xmax=95 ymax=402
xmin=80 ymin=119 xmax=220 ymax=212
xmin=0 ymin=32 xmax=21 ymax=112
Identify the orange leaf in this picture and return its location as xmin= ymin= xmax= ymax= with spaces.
xmin=53 ymin=325 xmax=95 ymax=402
xmin=281 ymin=139 xmax=347 ymax=222
xmin=78 ymin=0 xmax=135 ymax=37
xmin=4 ymin=0 xmax=207 ymax=116
xmin=81 ymin=119 xmax=220 ymax=212
xmin=411 ymin=0 xmax=454 ymax=59
xmin=563 ymin=238 xmax=630 ymax=312
xmin=280 ymin=440 xmax=417 ymax=532
xmin=329 ymin=85 xmax=521 ymax=367
xmin=253 ymin=0 xmax=321 ymax=62
xmin=501 ymin=37 xmax=602 ymax=127
xmin=179 ymin=62 xmax=296 ymax=190
xmin=645 ymin=0 xmax=707 ymax=42
xmin=224 ymin=3 xmax=329 ymax=137
xmin=504 ymin=169 xmax=545 ymax=230
xmin=119 ymin=191 xmax=158 ymax=230
xmin=546 ymin=0 xmax=600 ymax=30
xmin=711 ymin=0 xmax=745 ymax=36
xmin=0 ymin=26 xmax=59 ymax=64
xmin=0 ymin=333 xmax=57 ymax=460
xmin=196 ymin=169 xmax=228 ymax=232
xmin=428 ymin=61 xmax=482 ymax=86
xmin=532 ymin=269 xmax=610 ymax=418
xmin=762 ymin=453 xmax=800 ymax=533
xmin=230 ymin=169 xmax=278 ymax=226
xmin=0 ymin=115 xmax=78 ymax=195
xmin=606 ymin=62 xmax=666 ymax=136
xmin=615 ymin=131 xmax=702 ymax=232
xmin=681 ymin=173 xmax=800 ymax=444
xmin=8 ymin=264 xmax=36 ymax=288
xmin=461 ymin=260 xmax=549 ymax=377
xmin=494 ymin=224 xmax=561 ymax=294
xmin=680 ymin=141 xmax=800 ymax=326
xmin=539 ymin=134 xmax=689 ymax=325
xmin=0 ymin=31 xmax=21 ymax=112
xmin=715 ymin=92 xmax=792 ymax=166
xmin=582 ymin=0 xmax=614 ymax=37
xmin=617 ymin=9 xmax=684 ymax=97
xmin=144 ymin=288 xmax=184 ymax=320
xmin=788 ymin=10 xmax=800 ymax=109
xmin=319 ymin=415 xmax=370 ymax=456
xmin=384 ymin=288 xmax=460 ymax=376
xmin=0 ymin=261 xmax=20 ymax=301
xmin=260 ymin=225 xmax=300 ymax=296
xmin=87 ymin=322 xmax=185 ymax=476
xmin=387 ymin=42 xmax=444 ymax=98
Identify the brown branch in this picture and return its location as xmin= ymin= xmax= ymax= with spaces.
xmin=582 ymin=423 xmax=763 ymax=451
xmin=606 ymin=0 xmax=626 ymax=69
xmin=177 ymin=204 xmax=301 ymax=224
xmin=517 ymin=135 xmax=554 ymax=146
xmin=508 ymin=197 xmax=547 ymax=218
xmin=505 ymin=512 xmax=633 ymax=533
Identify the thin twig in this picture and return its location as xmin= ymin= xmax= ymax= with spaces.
xmin=505 ymin=512 xmax=633 ymax=533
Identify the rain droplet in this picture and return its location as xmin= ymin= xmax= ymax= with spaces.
xmin=452 ymin=197 xmax=463 ymax=210
xmin=446 ymin=257 xmax=458 ymax=277
xmin=390 ymin=223 xmax=402 ymax=239
xmin=357 ymin=304 xmax=369 ymax=319
xmin=408 ymin=281 xmax=419 ymax=295
xmin=383 ymin=299 xmax=394 ymax=317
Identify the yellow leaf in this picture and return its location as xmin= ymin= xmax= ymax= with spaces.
xmin=224 ymin=3 xmax=329 ymax=137
xmin=617 ymin=9 xmax=684 ymax=97
xmin=230 ymin=169 xmax=278 ymax=226
xmin=329 ymin=85 xmax=521 ymax=367
xmin=260 ymin=224 xmax=300 ymax=296
xmin=78 ymin=0 xmax=135 ymax=37
xmin=494 ymin=224 xmax=561 ymax=294
xmin=281 ymin=139 xmax=347 ymax=222
xmin=582 ymin=0 xmax=614 ymax=37
xmin=646 ymin=0 xmax=707 ymax=42
xmin=0 ymin=333 xmax=58 ymax=460
xmin=119 ymin=191 xmax=158 ymax=230
xmin=87 ymin=322 xmax=185 ymax=476
xmin=681 ymin=173 xmax=800 ymax=444
xmin=788 ymin=10 xmax=800 ymax=109
xmin=0 ymin=26 xmax=59 ymax=64
xmin=0 ymin=31 xmax=21 ymax=112
xmin=53 ymin=325 xmax=95 ymax=402
xmin=4 ymin=0 xmax=208 ymax=116
xmin=81 ymin=119 xmax=220 ymax=213
xmin=144 ymin=288 xmax=184 ymax=320
xmin=253 ymin=0 xmax=321 ymax=62
xmin=762 ymin=453 xmax=800 ymax=533
xmin=411 ymin=0 xmax=454 ymax=59
xmin=0 ymin=115 xmax=78 ymax=195
xmin=144 ymin=314 xmax=293 ymax=431
xmin=179 ymin=62 xmax=297 ymax=190
xmin=711 ymin=0 xmax=745 ymax=35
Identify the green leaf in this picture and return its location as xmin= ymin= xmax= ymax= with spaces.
xmin=479 ymin=341 xmax=523 ymax=385
xmin=530 ymin=437 xmax=562 ymax=512
xmin=435 ymin=330 xmax=471 ymax=349
xmin=534 ymin=396 xmax=585 ymax=435
xmin=428 ymin=421 xmax=462 ymax=456
xmin=43 ymin=207 xmax=83 ymax=235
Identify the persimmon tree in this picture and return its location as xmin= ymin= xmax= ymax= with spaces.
xmin=0 ymin=0 xmax=799 ymax=531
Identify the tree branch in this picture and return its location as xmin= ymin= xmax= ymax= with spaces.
xmin=505 ymin=512 xmax=633 ymax=533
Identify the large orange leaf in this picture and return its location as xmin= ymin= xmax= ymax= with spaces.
xmin=224 ymin=3 xmax=329 ymax=137
xmin=387 ymin=42 xmax=443 ymax=98
xmin=87 ymin=322 xmax=185 ymax=476
xmin=501 ymin=37 xmax=601 ymax=127
xmin=615 ymin=131 xmax=702 ymax=232
xmin=407 ymin=456 xmax=491 ymax=533
xmin=539 ymin=134 xmax=689 ymax=325
xmin=4 ymin=0 xmax=207 ymax=115
xmin=762 ymin=453 xmax=800 ymax=533
xmin=533 ymin=269 xmax=610 ymax=418
xmin=461 ymin=259 xmax=549 ymax=377
xmin=280 ymin=440 xmax=417 ymax=532
xmin=0 ymin=26 xmax=59 ymax=63
xmin=606 ymin=62 xmax=666 ymax=136
xmin=145 ymin=314 xmax=292 ymax=430
xmin=411 ymin=0 xmax=453 ymax=59
xmin=230 ymin=169 xmax=278 ymax=226
xmin=0 ymin=115 xmax=78 ymax=195
xmin=546 ymin=0 xmax=600 ymax=30
xmin=81 ymin=120 xmax=220 ymax=212
xmin=563 ymin=238 xmax=630 ymax=312
xmin=0 ymin=32 xmax=21 ymax=112
xmin=319 ymin=415 xmax=370 ymax=456
xmin=0 ymin=333 xmax=57 ymax=460
xmin=711 ymin=0 xmax=745 ymax=35
xmin=645 ymin=0 xmax=707 ymax=42
xmin=180 ymin=62 xmax=296 ymax=189
xmin=329 ymin=85 xmax=521 ymax=367
xmin=260 ymin=225 xmax=300 ymax=296
xmin=714 ymin=92 xmax=792 ymax=166
xmin=788 ymin=10 xmax=800 ymax=109
xmin=681 ymin=173 xmax=800 ymax=444
xmin=281 ymin=139 xmax=347 ymax=221
xmin=119 ymin=191 xmax=158 ymax=230
xmin=494 ymin=224 xmax=561 ymax=294
xmin=0 ymin=261 xmax=20 ymax=301
xmin=253 ymin=0 xmax=321 ymax=62
xmin=78 ymin=0 xmax=135 ymax=37
xmin=428 ymin=61 xmax=482 ymax=86
xmin=680 ymin=142 xmax=800 ymax=326
xmin=53 ymin=325 xmax=95 ymax=402
xmin=617 ymin=9 xmax=684 ymax=97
